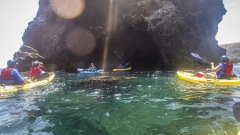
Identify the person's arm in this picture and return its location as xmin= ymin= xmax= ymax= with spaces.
xmin=29 ymin=68 xmax=32 ymax=75
xmin=39 ymin=68 xmax=43 ymax=74
xmin=12 ymin=69 xmax=26 ymax=84
xmin=211 ymin=62 xmax=221 ymax=72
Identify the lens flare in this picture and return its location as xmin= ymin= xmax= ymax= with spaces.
xmin=102 ymin=0 xmax=113 ymax=70
xmin=66 ymin=27 xmax=96 ymax=56
xmin=50 ymin=0 xmax=85 ymax=19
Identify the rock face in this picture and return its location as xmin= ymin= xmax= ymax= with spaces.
xmin=14 ymin=0 xmax=226 ymax=72
xmin=220 ymin=42 xmax=240 ymax=63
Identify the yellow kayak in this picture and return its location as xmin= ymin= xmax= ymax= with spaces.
xmin=112 ymin=67 xmax=132 ymax=72
xmin=0 ymin=72 xmax=55 ymax=93
xmin=177 ymin=71 xmax=240 ymax=86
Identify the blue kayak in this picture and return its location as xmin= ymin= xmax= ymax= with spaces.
xmin=80 ymin=71 xmax=100 ymax=75
xmin=77 ymin=68 xmax=104 ymax=77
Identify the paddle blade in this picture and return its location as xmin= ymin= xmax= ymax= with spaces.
xmin=125 ymin=63 xmax=129 ymax=66
xmin=191 ymin=53 xmax=211 ymax=64
xmin=191 ymin=53 xmax=202 ymax=59
xmin=233 ymin=102 xmax=240 ymax=122
xmin=77 ymin=68 xmax=83 ymax=71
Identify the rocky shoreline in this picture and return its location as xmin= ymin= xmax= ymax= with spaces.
xmin=220 ymin=42 xmax=240 ymax=63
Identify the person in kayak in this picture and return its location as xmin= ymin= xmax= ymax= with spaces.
xmin=203 ymin=55 xmax=235 ymax=79
xmin=0 ymin=59 xmax=27 ymax=84
xmin=30 ymin=61 xmax=43 ymax=78
xmin=118 ymin=64 xmax=124 ymax=69
xmin=88 ymin=63 xmax=97 ymax=71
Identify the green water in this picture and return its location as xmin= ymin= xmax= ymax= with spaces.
xmin=1 ymin=69 xmax=240 ymax=135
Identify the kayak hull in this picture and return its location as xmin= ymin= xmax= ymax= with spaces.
xmin=0 ymin=72 xmax=55 ymax=93
xmin=80 ymin=71 xmax=99 ymax=74
xmin=78 ymin=70 xmax=102 ymax=75
xmin=113 ymin=67 xmax=131 ymax=72
xmin=79 ymin=71 xmax=99 ymax=77
xmin=177 ymin=71 xmax=240 ymax=86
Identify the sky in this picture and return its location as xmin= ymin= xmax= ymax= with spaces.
xmin=0 ymin=0 xmax=39 ymax=67
xmin=216 ymin=0 xmax=240 ymax=45
xmin=0 ymin=0 xmax=239 ymax=68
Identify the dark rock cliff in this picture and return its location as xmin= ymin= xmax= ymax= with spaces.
xmin=14 ymin=0 xmax=226 ymax=72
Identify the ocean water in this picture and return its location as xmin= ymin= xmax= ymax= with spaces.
xmin=1 ymin=65 xmax=240 ymax=135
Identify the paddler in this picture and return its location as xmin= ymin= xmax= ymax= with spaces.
xmin=0 ymin=59 xmax=27 ymax=84
xmin=118 ymin=64 xmax=124 ymax=69
xmin=88 ymin=63 xmax=97 ymax=71
xmin=30 ymin=61 xmax=45 ymax=80
xmin=203 ymin=55 xmax=236 ymax=79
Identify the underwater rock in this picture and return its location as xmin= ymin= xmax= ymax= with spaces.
xmin=80 ymin=75 xmax=137 ymax=84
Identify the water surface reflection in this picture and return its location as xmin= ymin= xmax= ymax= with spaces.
xmin=0 ymin=70 xmax=240 ymax=134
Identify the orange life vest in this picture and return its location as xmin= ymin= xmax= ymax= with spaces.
xmin=30 ymin=67 xmax=41 ymax=77
xmin=1 ymin=68 xmax=12 ymax=80
xmin=224 ymin=62 xmax=233 ymax=76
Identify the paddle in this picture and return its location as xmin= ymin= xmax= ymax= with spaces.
xmin=77 ymin=68 xmax=89 ymax=71
xmin=191 ymin=53 xmax=211 ymax=64
xmin=233 ymin=102 xmax=240 ymax=122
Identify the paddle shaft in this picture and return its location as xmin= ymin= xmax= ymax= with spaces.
xmin=191 ymin=53 xmax=211 ymax=64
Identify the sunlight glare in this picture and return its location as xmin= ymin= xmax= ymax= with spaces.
xmin=50 ymin=0 xmax=85 ymax=19
xmin=66 ymin=27 xmax=96 ymax=56
xmin=102 ymin=0 xmax=113 ymax=70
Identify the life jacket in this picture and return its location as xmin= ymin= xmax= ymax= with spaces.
xmin=89 ymin=66 xmax=96 ymax=70
xmin=224 ymin=62 xmax=233 ymax=75
xmin=30 ymin=67 xmax=41 ymax=77
xmin=1 ymin=68 xmax=12 ymax=80
xmin=217 ymin=62 xmax=233 ymax=78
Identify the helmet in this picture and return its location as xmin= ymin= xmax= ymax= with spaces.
xmin=33 ymin=61 xmax=39 ymax=67
xmin=220 ymin=55 xmax=229 ymax=62
xmin=7 ymin=59 xmax=17 ymax=67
